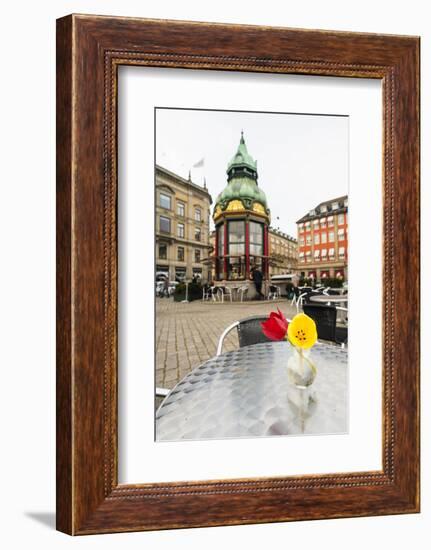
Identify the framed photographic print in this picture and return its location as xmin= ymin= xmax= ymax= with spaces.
xmin=56 ymin=14 xmax=420 ymax=534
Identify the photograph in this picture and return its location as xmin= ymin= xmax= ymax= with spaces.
xmin=154 ymin=107 xmax=349 ymax=441
xmin=0 ymin=0 xmax=424 ymax=544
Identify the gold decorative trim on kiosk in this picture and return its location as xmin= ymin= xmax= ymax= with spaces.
xmin=252 ymin=202 xmax=266 ymax=215
xmin=213 ymin=205 xmax=222 ymax=220
xmin=226 ymin=199 xmax=245 ymax=212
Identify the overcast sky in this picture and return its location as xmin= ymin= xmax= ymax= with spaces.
xmin=156 ymin=108 xmax=348 ymax=236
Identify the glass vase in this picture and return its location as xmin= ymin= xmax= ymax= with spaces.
xmin=287 ymin=347 xmax=317 ymax=389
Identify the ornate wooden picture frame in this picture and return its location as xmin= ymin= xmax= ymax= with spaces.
xmin=56 ymin=14 xmax=420 ymax=534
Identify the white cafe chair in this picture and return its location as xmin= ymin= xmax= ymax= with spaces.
xmin=210 ymin=286 xmax=220 ymax=302
xmin=202 ymin=286 xmax=211 ymax=301
xmin=238 ymin=285 xmax=248 ymax=302
xmin=218 ymin=287 xmax=233 ymax=303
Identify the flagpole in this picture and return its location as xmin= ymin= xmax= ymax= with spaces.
xmin=191 ymin=157 xmax=205 ymax=186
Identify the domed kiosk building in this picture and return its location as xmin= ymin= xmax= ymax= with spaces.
xmin=212 ymin=132 xmax=271 ymax=298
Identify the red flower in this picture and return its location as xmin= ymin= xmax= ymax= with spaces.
xmin=261 ymin=308 xmax=289 ymax=341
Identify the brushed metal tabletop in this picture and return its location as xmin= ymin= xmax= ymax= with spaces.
xmin=156 ymin=341 xmax=348 ymax=441
xmin=309 ymin=295 xmax=348 ymax=305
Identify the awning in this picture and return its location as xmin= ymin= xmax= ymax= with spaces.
xmin=271 ymin=273 xmax=296 ymax=281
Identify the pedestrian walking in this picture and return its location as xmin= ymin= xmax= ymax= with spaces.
xmin=251 ymin=266 xmax=264 ymax=300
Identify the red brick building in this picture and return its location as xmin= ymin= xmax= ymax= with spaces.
xmin=296 ymin=195 xmax=348 ymax=282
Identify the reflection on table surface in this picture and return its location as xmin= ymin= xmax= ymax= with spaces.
xmin=156 ymin=341 xmax=348 ymax=441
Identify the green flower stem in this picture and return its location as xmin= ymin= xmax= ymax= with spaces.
xmin=295 ymin=346 xmax=317 ymax=379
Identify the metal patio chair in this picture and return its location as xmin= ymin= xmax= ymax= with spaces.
xmin=326 ymin=288 xmax=342 ymax=296
xmin=291 ymin=286 xmax=304 ymax=307
xmin=216 ymin=314 xmax=291 ymax=356
xmin=294 ymin=289 xmax=315 ymax=312
xmin=210 ymin=286 xmax=220 ymax=302
xmin=268 ymin=285 xmax=281 ymax=300
xmin=303 ymin=304 xmax=348 ymax=348
xmin=202 ymin=285 xmax=211 ymax=301
xmin=336 ymin=305 xmax=349 ymax=331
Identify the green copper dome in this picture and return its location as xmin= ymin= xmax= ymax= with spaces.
xmin=215 ymin=176 xmax=268 ymax=209
xmin=226 ymin=131 xmax=258 ymax=176
xmin=214 ymin=132 xmax=269 ymax=219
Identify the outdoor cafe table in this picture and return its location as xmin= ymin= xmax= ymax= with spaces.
xmin=156 ymin=341 xmax=347 ymax=441
xmin=309 ymin=295 xmax=348 ymax=306
xmin=215 ymin=285 xmax=241 ymax=302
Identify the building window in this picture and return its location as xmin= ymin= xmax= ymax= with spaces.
xmin=299 ymin=236 xmax=305 ymax=245
xmin=228 ymin=220 xmax=246 ymax=280
xmin=194 ymin=207 xmax=201 ymax=222
xmin=339 ymin=246 xmax=345 ymax=259
xmin=329 ymin=247 xmax=335 ymax=258
xmin=177 ymin=246 xmax=184 ymax=261
xmin=320 ymin=218 xmax=327 ymax=228
xmin=228 ymin=220 xmax=245 ymax=255
xmin=217 ymin=224 xmax=224 ymax=256
xmin=175 ymin=267 xmax=186 ymax=282
xmin=194 ymin=249 xmax=201 ymax=263
xmin=314 ymin=250 xmax=320 ymax=261
xmin=159 ymin=216 xmax=171 ymax=234
xmin=338 ymin=228 xmax=345 ymax=240
xmin=216 ymin=224 xmax=225 ymax=279
xmin=313 ymin=219 xmax=319 ymax=227
xmin=321 ymin=249 xmax=328 ymax=259
xmin=332 ymin=201 xmax=339 ymax=210
xmin=193 ymin=268 xmax=202 ymax=279
xmin=195 ymin=227 xmax=201 ymax=241
xmin=177 ymin=223 xmax=184 ymax=238
xmin=338 ymin=213 xmax=345 ymax=225
xmin=328 ymin=216 xmax=334 ymax=227
xmin=159 ymin=193 xmax=171 ymax=210
xmin=306 ymin=251 xmax=312 ymax=262
xmin=158 ymin=243 xmax=167 ymax=259
xmin=156 ymin=265 xmax=169 ymax=278
xmin=306 ymin=234 xmax=312 ymax=244
xmin=321 ymin=205 xmax=327 ymax=213
xmin=298 ymin=223 xmax=304 ymax=231
xmin=177 ymin=201 xmax=185 ymax=217
xmin=321 ymin=233 xmax=327 ymax=244
xmin=314 ymin=234 xmax=320 ymax=245
xmin=250 ymin=221 xmax=264 ymax=256
xmin=305 ymin=221 xmax=311 ymax=230
xmin=329 ymin=231 xmax=335 ymax=242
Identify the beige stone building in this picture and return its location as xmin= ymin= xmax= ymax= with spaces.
xmin=268 ymin=228 xmax=298 ymax=276
xmin=155 ymin=165 xmax=212 ymax=283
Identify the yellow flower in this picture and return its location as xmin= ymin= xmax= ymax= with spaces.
xmin=287 ymin=313 xmax=317 ymax=349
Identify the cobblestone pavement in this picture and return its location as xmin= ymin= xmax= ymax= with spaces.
xmin=156 ymin=297 xmax=298 ymax=390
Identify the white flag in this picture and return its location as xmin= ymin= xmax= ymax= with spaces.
xmin=193 ymin=157 xmax=205 ymax=168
